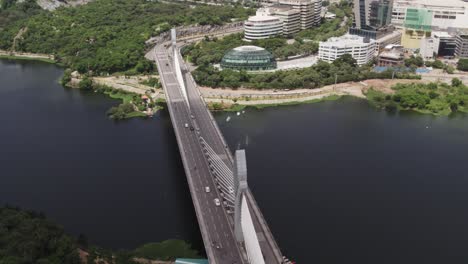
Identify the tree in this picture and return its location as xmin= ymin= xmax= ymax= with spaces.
xmin=404 ymin=55 xmax=424 ymax=67
xmin=445 ymin=65 xmax=455 ymax=74
xmin=451 ymin=78 xmax=462 ymax=87
xmin=457 ymin=58 xmax=468 ymax=71
xmin=426 ymin=59 xmax=445 ymax=69
xmin=0 ymin=207 xmax=81 ymax=264
xmin=450 ymin=102 xmax=459 ymax=112
xmin=61 ymin=69 xmax=72 ymax=86
xmin=79 ymin=77 xmax=93 ymax=90
xmin=333 ymin=53 xmax=357 ymax=68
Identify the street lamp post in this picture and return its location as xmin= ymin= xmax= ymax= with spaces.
xmin=334 ymin=73 xmax=338 ymax=92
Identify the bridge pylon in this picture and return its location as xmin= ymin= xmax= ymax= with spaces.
xmin=170 ymin=28 xmax=190 ymax=108
xmin=234 ymin=149 xmax=248 ymax=242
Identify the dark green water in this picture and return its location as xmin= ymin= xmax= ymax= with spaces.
xmin=2 ymin=60 xmax=468 ymax=263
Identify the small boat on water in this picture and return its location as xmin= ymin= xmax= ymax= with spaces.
xmin=226 ymin=116 xmax=231 ymax=122
xmin=236 ymin=112 xmax=240 ymax=116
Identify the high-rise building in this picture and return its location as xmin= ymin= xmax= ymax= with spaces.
xmin=244 ymin=10 xmax=283 ymax=40
xmin=350 ymin=0 xmax=394 ymax=39
xmin=267 ymin=5 xmax=302 ymax=36
xmin=274 ymin=0 xmax=322 ymax=29
xmin=456 ymin=32 xmax=468 ymax=58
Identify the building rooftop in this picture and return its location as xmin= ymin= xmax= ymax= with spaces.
xmin=268 ymin=4 xmax=294 ymax=12
xmin=433 ymin=31 xmax=454 ymax=38
xmin=320 ymin=34 xmax=375 ymax=48
xmin=247 ymin=14 xmax=281 ymax=22
xmin=233 ymin=46 xmax=266 ymax=52
xmin=278 ymin=0 xmax=315 ymax=4
xmin=396 ymin=0 xmax=467 ymax=8
xmin=380 ymin=51 xmax=404 ymax=60
xmin=376 ymin=30 xmax=403 ymax=42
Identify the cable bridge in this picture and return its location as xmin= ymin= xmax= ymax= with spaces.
xmin=152 ymin=29 xmax=287 ymax=264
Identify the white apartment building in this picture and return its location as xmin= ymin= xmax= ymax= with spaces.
xmin=244 ymin=10 xmax=283 ymax=40
xmin=319 ymin=34 xmax=377 ymax=65
xmin=392 ymin=0 xmax=468 ymax=33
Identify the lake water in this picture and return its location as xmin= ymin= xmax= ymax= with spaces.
xmin=2 ymin=60 xmax=468 ymax=263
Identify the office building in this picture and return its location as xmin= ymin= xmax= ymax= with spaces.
xmin=392 ymin=0 xmax=468 ymax=33
xmin=456 ymin=32 xmax=468 ymax=58
xmin=434 ymin=31 xmax=457 ymax=57
xmin=375 ymin=30 xmax=402 ymax=51
xmin=350 ymin=0 xmax=394 ymax=39
xmin=244 ymin=10 xmax=283 ymax=40
xmin=266 ymin=5 xmax=302 ymax=36
xmin=400 ymin=7 xmax=433 ymax=49
xmin=276 ymin=0 xmax=322 ymax=29
xmin=318 ymin=34 xmax=377 ymax=65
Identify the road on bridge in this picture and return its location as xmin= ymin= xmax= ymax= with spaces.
xmin=153 ymin=43 xmax=244 ymax=264
xmin=150 ymin=29 xmax=285 ymax=263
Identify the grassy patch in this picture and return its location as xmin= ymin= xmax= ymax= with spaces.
xmin=124 ymin=111 xmax=147 ymax=119
xmin=104 ymin=90 xmax=135 ymax=104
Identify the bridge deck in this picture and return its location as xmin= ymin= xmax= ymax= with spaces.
xmin=153 ymin=37 xmax=284 ymax=264
xmin=154 ymin=45 xmax=244 ymax=264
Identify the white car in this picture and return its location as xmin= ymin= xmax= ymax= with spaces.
xmin=214 ymin=198 xmax=221 ymax=206
xmin=184 ymin=123 xmax=189 ymax=128
xmin=205 ymin=186 xmax=210 ymax=193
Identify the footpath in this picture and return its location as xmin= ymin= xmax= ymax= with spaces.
xmin=200 ymin=79 xmax=426 ymax=107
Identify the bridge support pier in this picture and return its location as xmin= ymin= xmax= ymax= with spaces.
xmin=234 ymin=149 xmax=248 ymax=243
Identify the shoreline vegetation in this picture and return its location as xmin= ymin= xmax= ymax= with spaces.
xmin=2 ymin=52 xmax=467 ymax=117
xmin=208 ymin=94 xmax=343 ymax=112
xmin=0 ymin=50 xmax=55 ymax=63
xmin=366 ymin=78 xmax=468 ymax=116
xmin=1 ymin=0 xmax=467 ymax=118
xmin=0 ymin=0 xmax=254 ymax=74
xmin=0 ymin=206 xmax=201 ymax=264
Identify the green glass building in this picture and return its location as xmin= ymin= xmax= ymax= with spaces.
xmin=221 ymin=46 xmax=277 ymax=71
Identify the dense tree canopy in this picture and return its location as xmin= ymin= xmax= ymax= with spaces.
xmin=0 ymin=0 xmax=43 ymax=31
xmin=0 ymin=206 xmax=202 ymax=263
xmin=193 ymin=57 xmax=420 ymax=90
xmin=404 ymin=55 xmax=424 ymax=67
xmin=0 ymin=206 xmax=80 ymax=264
xmin=183 ymin=1 xmax=352 ymax=65
xmin=367 ymin=80 xmax=468 ymax=115
xmin=0 ymin=0 xmax=253 ymax=74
